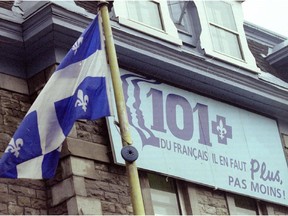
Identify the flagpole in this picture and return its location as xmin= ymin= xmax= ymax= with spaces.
xmin=98 ymin=2 xmax=145 ymax=215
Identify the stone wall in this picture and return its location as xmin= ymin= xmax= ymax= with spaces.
xmin=186 ymin=184 xmax=229 ymax=215
xmin=46 ymin=118 xmax=133 ymax=215
xmin=0 ymin=88 xmax=48 ymax=214
xmin=0 ymin=179 xmax=47 ymax=214
xmin=196 ymin=187 xmax=229 ymax=215
xmin=85 ymin=162 xmax=133 ymax=215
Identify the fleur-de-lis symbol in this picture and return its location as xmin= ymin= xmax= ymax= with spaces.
xmin=75 ymin=89 xmax=89 ymax=112
xmin=5 ymin=138 xmax=24 ymax=158
xmin=72 ymin=36 xmax=83 ymax=55
xmin=217 ymin=119 xmax=227 ymax=139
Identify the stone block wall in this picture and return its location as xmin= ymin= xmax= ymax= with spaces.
xmin=186 ymin=184 xmax=230 ymax=215
xmin=0 ymin=179 xmax=47 ymax=214
xmin=46 ymin=118 xmax=133 ymax=215
xmin=0 ymin=88 xmax=48 ymax=214
xmin=85 ymin=162 xmax=133 ymax=215
xmin=0 ymin=89 xmax=30 ymax=139
xmin=196 ymin=187 xmax=229 ymax=215
xmin=75 ymin=119 xmax=110 ymax=145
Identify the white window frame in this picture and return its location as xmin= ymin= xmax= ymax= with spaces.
xmin=113 ymin=0 xmax=182 ymax=45
xmin=139 ymin=172 xmax=186 ymax=215
xmin=194 ymin=0 xmax=260 ymax=73
xmin=226 ymin=194 xmax=258 ymax=215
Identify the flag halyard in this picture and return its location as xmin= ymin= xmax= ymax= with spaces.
xmin=0 ymin=15 xmax=111 ymax=179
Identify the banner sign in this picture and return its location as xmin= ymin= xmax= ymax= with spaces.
xmin=108 ymin=70 xmax=288 ymax=206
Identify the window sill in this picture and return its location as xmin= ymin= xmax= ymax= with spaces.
xmin=118 ymin=17 xmax=182 ymax=46
xmin=204 ymin=48 xmax=261 ymax=74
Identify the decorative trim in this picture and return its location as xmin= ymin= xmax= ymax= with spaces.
xmin=113 ymin=0 xmax=182 ymax=45
xmin=244 ymin=21 xmax=287 ymax=48
xmin=266 ymin=40 xmax=288 ymax=66
xmin=194 ymin=1 xmax=260 ymax=73
xmin=0 ymin=9 xmax=23 ymax=42
xmin=112 ymin=22 xmax=288 ymax=120
xmin=0 ymin=1 xmax=287 ymax=121
xmin=0 ymin=2 xmax=94 ymax=78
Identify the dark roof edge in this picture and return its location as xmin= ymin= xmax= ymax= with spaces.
xmin=244 ymin=21 xmax=287 ymax=48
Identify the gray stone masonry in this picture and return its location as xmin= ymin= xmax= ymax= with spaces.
xmin=85 ymin=161 xmax=133 ymax=215
xmin=0 ymin=88 xmax=48 ymax=214
xmin=196 ymin=186 xmax=229 ymax=215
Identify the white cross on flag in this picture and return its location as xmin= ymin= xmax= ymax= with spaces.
xmin=0 ymin=15 xmax=112 ymax=179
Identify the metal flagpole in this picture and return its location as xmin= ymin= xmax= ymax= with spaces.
xmin=97 ymin=1 xmax=145 ymax=215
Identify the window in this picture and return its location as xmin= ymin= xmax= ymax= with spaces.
xmin=148 ymin=173 xmax=180 ymax=215
xmin=126 ymin=1 xmax=163 ymax=30
xmin=140 ymin=172 xmax=182 ymax=215
xmin=226 ymin=194 xmax=267 ymax=215
xmin=230 ymin=194 xmax=258 ymax=215
xmin=113 ymin=0 xmax=182 ymax=45
xmin=194 ymin=0 xmax=260 ymax=72
xmin=168 ymin=1 xmax=189 ymax=32
xmin=205 ymin=1 xmax=243 ymax=60
xmin=168 ymin=0 xmax=200 ymax=46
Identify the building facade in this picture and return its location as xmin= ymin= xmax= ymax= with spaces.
xmin=0 ymin=0 xmax=287 ymax=214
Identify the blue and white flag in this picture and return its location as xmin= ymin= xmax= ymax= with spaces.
xmin=0 ymin=15 xmax=112 ymax=179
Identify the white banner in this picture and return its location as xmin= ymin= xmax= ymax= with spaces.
xmin=108 ymin=70 xmax=288 ymax=207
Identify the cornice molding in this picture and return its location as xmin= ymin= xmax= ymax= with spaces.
xmin=0 ymin=2 xmax=94 ymax=78
xmin=0 ymin=10 xmax=23 ymax=43
xmin=244 ymin=21 xmax=287 ymax=48
xmin=111 ymin=21 xmax=288 ymax=119
xmin=266 ymin=40 xmax=288 ymax=68
xmin=22 ymin=2 xmax=93 ymax=77
xmin=0 ymin=2 xmax=287 ymax=120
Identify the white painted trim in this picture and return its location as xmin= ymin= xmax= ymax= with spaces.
xmin=113 ymin=0 xmax=182 ymax=45
xmin=194 ymin=0 xmax=260 ymax=73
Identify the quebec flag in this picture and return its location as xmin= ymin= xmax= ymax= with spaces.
xmin=0 ymin=15 xmax=112 ymax=179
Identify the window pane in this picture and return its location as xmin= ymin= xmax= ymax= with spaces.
xmin=205 ymin=1 xmax=237 ymax=31
xmin=126 ymin=1 xmax=163 ymax=30
xmin=210 ymin=25 xmax=243 ymax=59
xmin=168 ymin=1 xmax=188 ymax=32
xmin=150 ymin=189 xmax=180 ymax=215
xmin=233 ymin=195 xmax=258 ymax=215
xmin=234 ymin=195 xmax=257 ymax=211
xmin=148 ymin=174 xmax=180 ymax=215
